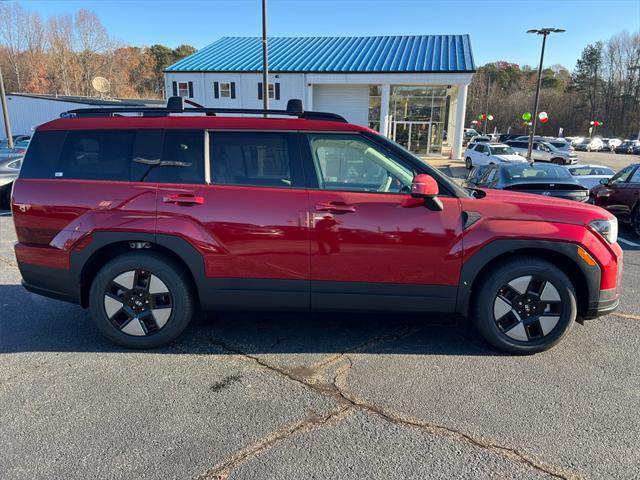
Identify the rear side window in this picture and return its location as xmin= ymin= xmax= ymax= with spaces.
xmin=20 ymin=131 xmax=67 ymax=179
xmin=155 ymin=130 xmax=204 ymax=184
xmin=209 ymin=132 xmax=298 ymax=188
xmin=59 ymin=130 xmax=135 ymax=180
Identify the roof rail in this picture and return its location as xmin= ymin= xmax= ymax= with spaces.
xmin=62 ymin=96 xmax=348 ymax=123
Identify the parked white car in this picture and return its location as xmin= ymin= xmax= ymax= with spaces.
xmin=464 ymin=143 xmax=527 ymax=169
xmin=566 ymin=164 xmax=615 ymax=190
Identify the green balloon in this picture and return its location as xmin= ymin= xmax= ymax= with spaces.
xmin=522 ymin=112 xmax=532 ymax=121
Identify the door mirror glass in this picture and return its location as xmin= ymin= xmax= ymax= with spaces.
xmin=600 ymin=177 xmax=610 ymax=185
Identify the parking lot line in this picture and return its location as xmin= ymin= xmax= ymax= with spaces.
xmin=618 ymin=237 xmax=640 ymax=247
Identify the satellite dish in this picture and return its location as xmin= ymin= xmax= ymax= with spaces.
xmin=91 ymin=76 xmax=111 ymax=94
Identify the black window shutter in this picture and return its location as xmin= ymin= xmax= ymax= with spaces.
xmin=172 ymin=81 xmax=177 ymax=96
xmin=188 ymin=81 xmax=194 ymax=98
xmin=258 ymin=82 xmax=263 ymax=100
xmin=214 ymin=82 xmax=219 ymax=98
xmin=230 ymin=82 xmax=236 ymax=99
xmin=275 ymin=82 xmax=280 ymax=100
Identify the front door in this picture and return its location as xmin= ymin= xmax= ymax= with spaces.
xmin=303 ymin=133 xmax=463 ymax=312
xmin=155 ymin=130 xmax=310 ymax=310
xmin=598 ymin=165 xmax=638 ymax=219
xmin=393 ymin=121 xmax=432 ymax=155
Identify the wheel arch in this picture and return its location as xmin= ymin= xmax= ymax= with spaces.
xmin=457 ymin=240 xmax=599 ymax=319
xmin=72 ymin=232 xmax=206 ymax=308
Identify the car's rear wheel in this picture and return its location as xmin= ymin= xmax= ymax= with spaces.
xmin=89 ymin=252 xmax=195 ymax=348
xmin=471 ymin=256 xmax=577 ymax=354
xmin=551 ymin=158 xmax=564 ymax=165
xmin=0 ymin=185 xmax=10 ymax=209
xmin=465 ymin=157 xmax=473 ymax=169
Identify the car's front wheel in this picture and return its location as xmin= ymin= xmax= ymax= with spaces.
xmin=465 ymin=157 xmax=473 ymax=169
xmin=89 ymin=252 xmax=195 ymax=348
xmin=471 ymin=256 xmax=577 ymax=354
xmin=551 ymin=158 xmax=564 ymax=165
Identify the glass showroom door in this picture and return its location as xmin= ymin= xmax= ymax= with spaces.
xmin=392 ymin=121 xmax=432 ymax=154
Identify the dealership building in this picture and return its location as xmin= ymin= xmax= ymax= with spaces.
xmin=164 ymin=35 xmax=475 ymax=158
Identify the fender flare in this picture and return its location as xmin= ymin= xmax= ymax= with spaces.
xmin=455 ymin=239 xmax=601 ymax=317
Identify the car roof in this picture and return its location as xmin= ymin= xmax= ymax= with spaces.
xmin=36 ymin=115 xmax=372 ymax=133
xmin=568 ymin=164 xmax=613 ymax=169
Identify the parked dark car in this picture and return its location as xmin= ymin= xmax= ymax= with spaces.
xmin=465 ymin=165 xmax=492 ymax=187
xmin=470 ymin=162 xmax=590 ymax=202
xmin=614 ymin=140 xmax=640 ymax=154
xmin=632 ymin=144 xmax=640 ymax=155
xmin=591 ymin=163 xmax=640 ymax=236
xmin=498 ymin=133 xmax=522 ymax=143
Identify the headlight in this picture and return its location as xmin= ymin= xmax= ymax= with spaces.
xmin=589 ymin=218 xmax=618 ymax=244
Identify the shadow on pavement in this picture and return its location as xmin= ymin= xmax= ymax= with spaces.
xmin=0 ymin=283 xmax=496 ymax=357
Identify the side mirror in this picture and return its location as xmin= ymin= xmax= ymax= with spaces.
xmin=600 ymin=178 xmax=610 ymax=185
xmin=486 ymin=151 xmax=491 ymax=156
xmin=411 ymin=174 xmax=443 ymax=211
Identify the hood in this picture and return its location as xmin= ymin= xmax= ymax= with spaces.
xmin=467 ymin=188 xmax=614 ymax=226
xmin=493 ymin=154 xmax=527 ymax=162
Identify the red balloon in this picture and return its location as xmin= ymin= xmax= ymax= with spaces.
xmin=594 ymin=121 xmax=600 ymax=127
xmin=540 ymin=117 xmax=549 ymax=124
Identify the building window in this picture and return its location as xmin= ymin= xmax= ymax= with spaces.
xmin=172 ymin=81 xmax=193 ymax=98
xmin=177 ymin=82 xmax=189 ymax=98
xmin=258 ymin=82 xmax=280 ymax=100
xmin=368 ymin=85 xmax=381 ymax=131
xmin=214 ymin=81 xmax=236 ymax=99
xmin=219 ymin=82 xmax=231 ymax=98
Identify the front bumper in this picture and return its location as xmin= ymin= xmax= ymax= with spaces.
xmin=583 ymin=288 xmax=620 ymax=319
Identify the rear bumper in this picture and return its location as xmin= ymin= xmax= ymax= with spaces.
xmin=18 ymin=262 xmax=80 ymax=304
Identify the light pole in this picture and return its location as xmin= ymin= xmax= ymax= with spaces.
xmin=0 ymin=64 xmax=13 ymax=149
xmin=526 ymin=27 xmax=565 ymax=161
xmin=261 ymin=0 xmax=269 ymax=115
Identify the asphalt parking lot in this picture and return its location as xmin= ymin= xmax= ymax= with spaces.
xmin=1 ymin=152 xmax=640 ymax=479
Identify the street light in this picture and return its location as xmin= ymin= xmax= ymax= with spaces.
xmin=526 ymin=27 xmax=565 ymax=161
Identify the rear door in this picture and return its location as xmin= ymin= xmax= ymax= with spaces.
xmin=155 ymin=130 xmax=310 ymax=310
xmin=302 ymin=132 xmax=462 ymax=313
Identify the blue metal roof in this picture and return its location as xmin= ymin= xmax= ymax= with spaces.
xmin=166 ymin=35 xmax=475 ymax=73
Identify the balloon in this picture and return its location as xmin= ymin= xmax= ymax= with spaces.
xmin=538 ymin=111 xmax=548 ymax=120
xmin=590 ymin=121 xmax=595 ymax=125
xmin=540 ymin=117 xmax=549 ymax=124
xmin=478 ymin=114 xmax=484 ymax=120
xmin=487 ymin=115 xmax=494 ymax=121
xmin=522 ymin=112 xmax=532 ymax=121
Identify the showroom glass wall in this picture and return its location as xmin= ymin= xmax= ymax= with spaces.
xmin=368 ymin=85 xmax=450 ymax=155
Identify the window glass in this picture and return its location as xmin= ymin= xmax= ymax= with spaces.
xmin=475 ymin=144 xmax=485 ymax=153
xmin=131 ymin=129 xmax=164 ymax=182
xmin=502 ymin=164 xmax=571 ymax=181
xmin=155 ymin=130 xmax=204 ymax=184
xmin=210 ymin=132 xmax=293 ymax=188
xmin=308 ymin=134 xmax=414 ymax=193
xmin=629 ymin=168 xmax=640 ymax=184
xmin=610 ymin=166 xmax=636 ymax=184
xmin=177 ymin=82 xmax=189 ymax=98
xmin=57 ymin=130 xmax=135 ymax=181
xmin=219 ymin=82 xmax=231 ymax=98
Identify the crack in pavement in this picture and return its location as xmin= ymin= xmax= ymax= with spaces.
xmin=195 ymin=333 xmax=579 ymax=480
xmin=194 ymin=405 xmax=353 ymax=480
xmin=612 ymin=311 xmax=640 ymax=321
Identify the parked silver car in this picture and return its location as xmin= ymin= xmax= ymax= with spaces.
xmin=0 ymin=156 xmax=22 ymax=208
xmin=506 ymin=139 xmax=578 ymax=165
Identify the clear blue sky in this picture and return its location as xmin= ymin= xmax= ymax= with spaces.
xmin=19 ymin=0 xmax=640 ymax=69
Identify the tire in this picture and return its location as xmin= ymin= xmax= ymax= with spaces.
xmin=471 ymin=256 xmax=577 ymax=354
xmin=89 ymin=251 xmax=195 ymax=348
xmin=465 ymin=157 xmax=473 ymax=169
xmin=633 ymin=205 xmax=640 ymax=238
xmin=0 ymin=185 xmax=10 ymax=209
xmin=551 ymin=158 xmax=564 ymax=165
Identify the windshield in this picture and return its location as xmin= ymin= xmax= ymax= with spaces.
xmin=503 ymin=163 xmax=572 ymax=181
xmin=488 ymin=145 xmax=515 ymax=155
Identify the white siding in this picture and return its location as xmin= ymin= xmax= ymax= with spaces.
xmin=0 ymin=95 xmax=91 ymax=136
xmin=313 ymin=85 xmax=369 ymax=126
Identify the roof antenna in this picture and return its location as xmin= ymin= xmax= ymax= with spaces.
xmin=286 ymin=99 xmax=303 ymax=115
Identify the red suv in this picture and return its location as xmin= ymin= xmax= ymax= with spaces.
xmin=11 ymin=98 xmax=623 ymax=353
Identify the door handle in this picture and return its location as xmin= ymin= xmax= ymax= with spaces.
xmin=315 ymin=202 xmax=356 ymax=213
xmin=162 ymin=193 xmax=205 ymax=205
